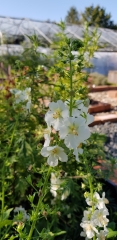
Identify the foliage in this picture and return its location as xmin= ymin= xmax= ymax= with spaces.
xmin=65 ymin=4 xmax=117 ymax=29
xmin=48 ymin=22 xmax=100 ymax=101
xmin=65 ymin=6 xmax=81 ymax=25
xmin=0 ymin=37 xmax=53 ymax=70
xmin=82 ymin=5 xmax=117 ymax=29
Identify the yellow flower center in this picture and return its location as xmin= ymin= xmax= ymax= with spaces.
xmin=86 ymin=224 xmax=92 ymax=231
xmin=53 ymin=108 xmax=62 ymax=119
xmin=77 ymin=143 xmax=82 ymax=148
xmin=15 ymin=93 xmax=20 ymax=99
xmin=25 ymin=90 xmax=30 ymax=98
xmin=69 ymin=124 xmax=78 ymax=135
xmin=52 ymin=148 xmax=59 ymax=155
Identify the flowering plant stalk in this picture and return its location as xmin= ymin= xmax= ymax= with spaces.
xmin=1 ymin=22 xmax=117 ymax=240
xmin=27 ymin=167 xmax=51 ymax=240
xmin=26 ymin=22 xmax=106 ymax=239
xmin=1 ymin=116 xmax=18 ymax=216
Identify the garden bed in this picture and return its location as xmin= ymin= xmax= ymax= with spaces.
xmin=89 ymin=114 xmax=117 ymax=126
xmin=94 ymin=159 xmax=117 ymax=201
xmin=89 ymin=99 xmax=112 ymax=113
xmin=89 ymin=85 xmax=117 ymax=92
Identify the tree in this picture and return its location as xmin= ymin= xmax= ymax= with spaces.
xmin=82 ymin=5 xmax=117 ymax=29
xmin=65 ymin=7 xmax=81 ymax=25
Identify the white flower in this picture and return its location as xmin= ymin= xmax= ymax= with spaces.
xmin=45 ymin=100 xmax=69 ymax=130
xmin=80 ymin=231 xmax=88 ymax=240
xmin=86 ymin=192 xmax=109 ymax=209
xmin=86 ymin=195 xmax=93 ymax=207
xmin=96 ymin=230 xmax=108 ymax=240
xmin=24 ymin=99 xmax=31 ymax=112
xmin=10 ymin=88 xmax=31 ymax=102
xmin=73 ymin=100 xmax=88 ymax=115
xmin=50 ymin=172 xmax=61 ymax=197
xmin=23 ymin=88 xmax=31 ymax=101
xmin=73 ymin=143 xmax=83 ymax=161
xmin=61 ymin=189 xmax=70 ymax=201
xmin=71 ymin=100 xmax=82 ymax=117
xmin=41 ymin=145 xmax=68 ymax=167
xmin=10 ymin=89 xmax=22 ymax=103
xmin=14 ymin=206 xmax=30 ymax=221
xmin=43 ymin=126 xmax=51 ymax=147
xmin=92 ymin=208 xmax=109 ymax=228
xmin=59 ymin=116 xmax=90 ymax=149
xmin=94 ymin=192 xmax=109 ymax=209
xmin=69 ymin=99 xmax=93 ymax=125
xmin=82 ymin=209 xmax=92 ymax=222
xmin=65 ymin=100 xmax=84 ymax=118
xmin=82 ymin=191 xmax=109 ymax=240
xmin=50 ymin=172 xmax=69 ymax=200
xmin=80 ymin=221 xmax=98 ymax=239
xmin=10 ymin=88 xmax=31 ymax=112
xmin=86 ymin=113 xmax=94 ymax=125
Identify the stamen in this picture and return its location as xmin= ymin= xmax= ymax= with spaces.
xmin=53 ymin=109 xmax=62 ymax=119
xmin=52 ymin=148 xmax=58 ymax=154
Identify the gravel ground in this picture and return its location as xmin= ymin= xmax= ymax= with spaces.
xmin=88 ymin=91 xmax=117 ymax=159
xmin=88 ymin=91 xmax=117 ymax=107
xmin=88 ymin=91 xmax=117 ymax=116
xmin=89 ymin=122 xmax=117 ymax=159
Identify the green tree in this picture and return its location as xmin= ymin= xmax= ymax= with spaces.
xmin=82 ymin=5 xmax=117 ymax=29
xmin=65 ymin=6 xmax=81 ymax=24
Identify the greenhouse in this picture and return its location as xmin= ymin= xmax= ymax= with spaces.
xmin=0 ymin=16 xmax=117 ymax=49
xmin=0 ymin=16 xmax=117 ymax=75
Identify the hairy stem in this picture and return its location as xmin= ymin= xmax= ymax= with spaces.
xmin=69 ymin=45 xmax=73 ymax=117
xmin=27 ymin=167 xmax=51 ymax=240
xmin=85 ymin=161 xmax=96 ymax=240
xmin=1 ymin=120 xmax=17 ymax=215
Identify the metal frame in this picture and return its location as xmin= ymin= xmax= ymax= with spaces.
xmin=0 ymin=16 xmax=117 ymax=49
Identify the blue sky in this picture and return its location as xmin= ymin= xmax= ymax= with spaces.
xmin=0 ymin=0 xmax=117 ymax=23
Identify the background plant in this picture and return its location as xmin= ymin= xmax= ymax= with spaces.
xmin=0 ymin=22 xmax=117 ymax=239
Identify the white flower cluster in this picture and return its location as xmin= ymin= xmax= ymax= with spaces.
xmin=41 ymin=100 xmax=93 ymax=166
xmin=14 ymin=206 xmax=30 ymax=222
xmin=80 ymin=192 xmax=109 ymax=239
xmin=10 ymin=88 xmax=31 ymax=113
xmin=50 ymin=172 xmax=70 ymax=200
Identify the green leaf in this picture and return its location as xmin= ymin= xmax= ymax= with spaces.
xmin=107 ymin=228 xmax=117 ymax=238
xmin=9 ymin=236 xmax=18 ymax=240
xmin=54 ymin=231 xmax=66 ymax=236
xmin=0 ymin=220 xmax=13 ymax=228
xmin=71 ymin=39 xmax=84 ymax=51
xmin=2 ymin=208 xmax=13 ymax=220
xmin=49 ymin=231 xmax=66 ymax=237
xmin=24 ymin=141 xmax=32 ymax=156
xmin=108 ymin=222 xmax=116 ymax=230
xmin=26 ymin=175 xmax=32 ymax=184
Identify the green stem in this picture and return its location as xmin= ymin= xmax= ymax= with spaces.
xmin=69 ymin=46 xmax=73 ymax=117
xmin=27 ymin=167 xmax=51 ymax=240
xmin=85 ymin=162 xmax=96 ymax=240
xmin=1 ymin=167 xmax=5 ymax=216
xmin=1 ymin=120 xmax=17 ymax=215
xmin=88 ymin=179 xmax=96 ymax=240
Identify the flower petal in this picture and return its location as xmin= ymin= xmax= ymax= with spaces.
xmin=47 ymin=155 xmax=58 ymax=167
xmin=58 ymin=151 xmax=68 ymax=162
xmin=41 ymin=147 xmax=50 ymax=157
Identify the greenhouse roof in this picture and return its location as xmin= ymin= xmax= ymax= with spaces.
xmin=0 ymin=16 xmax=117 ymax=51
